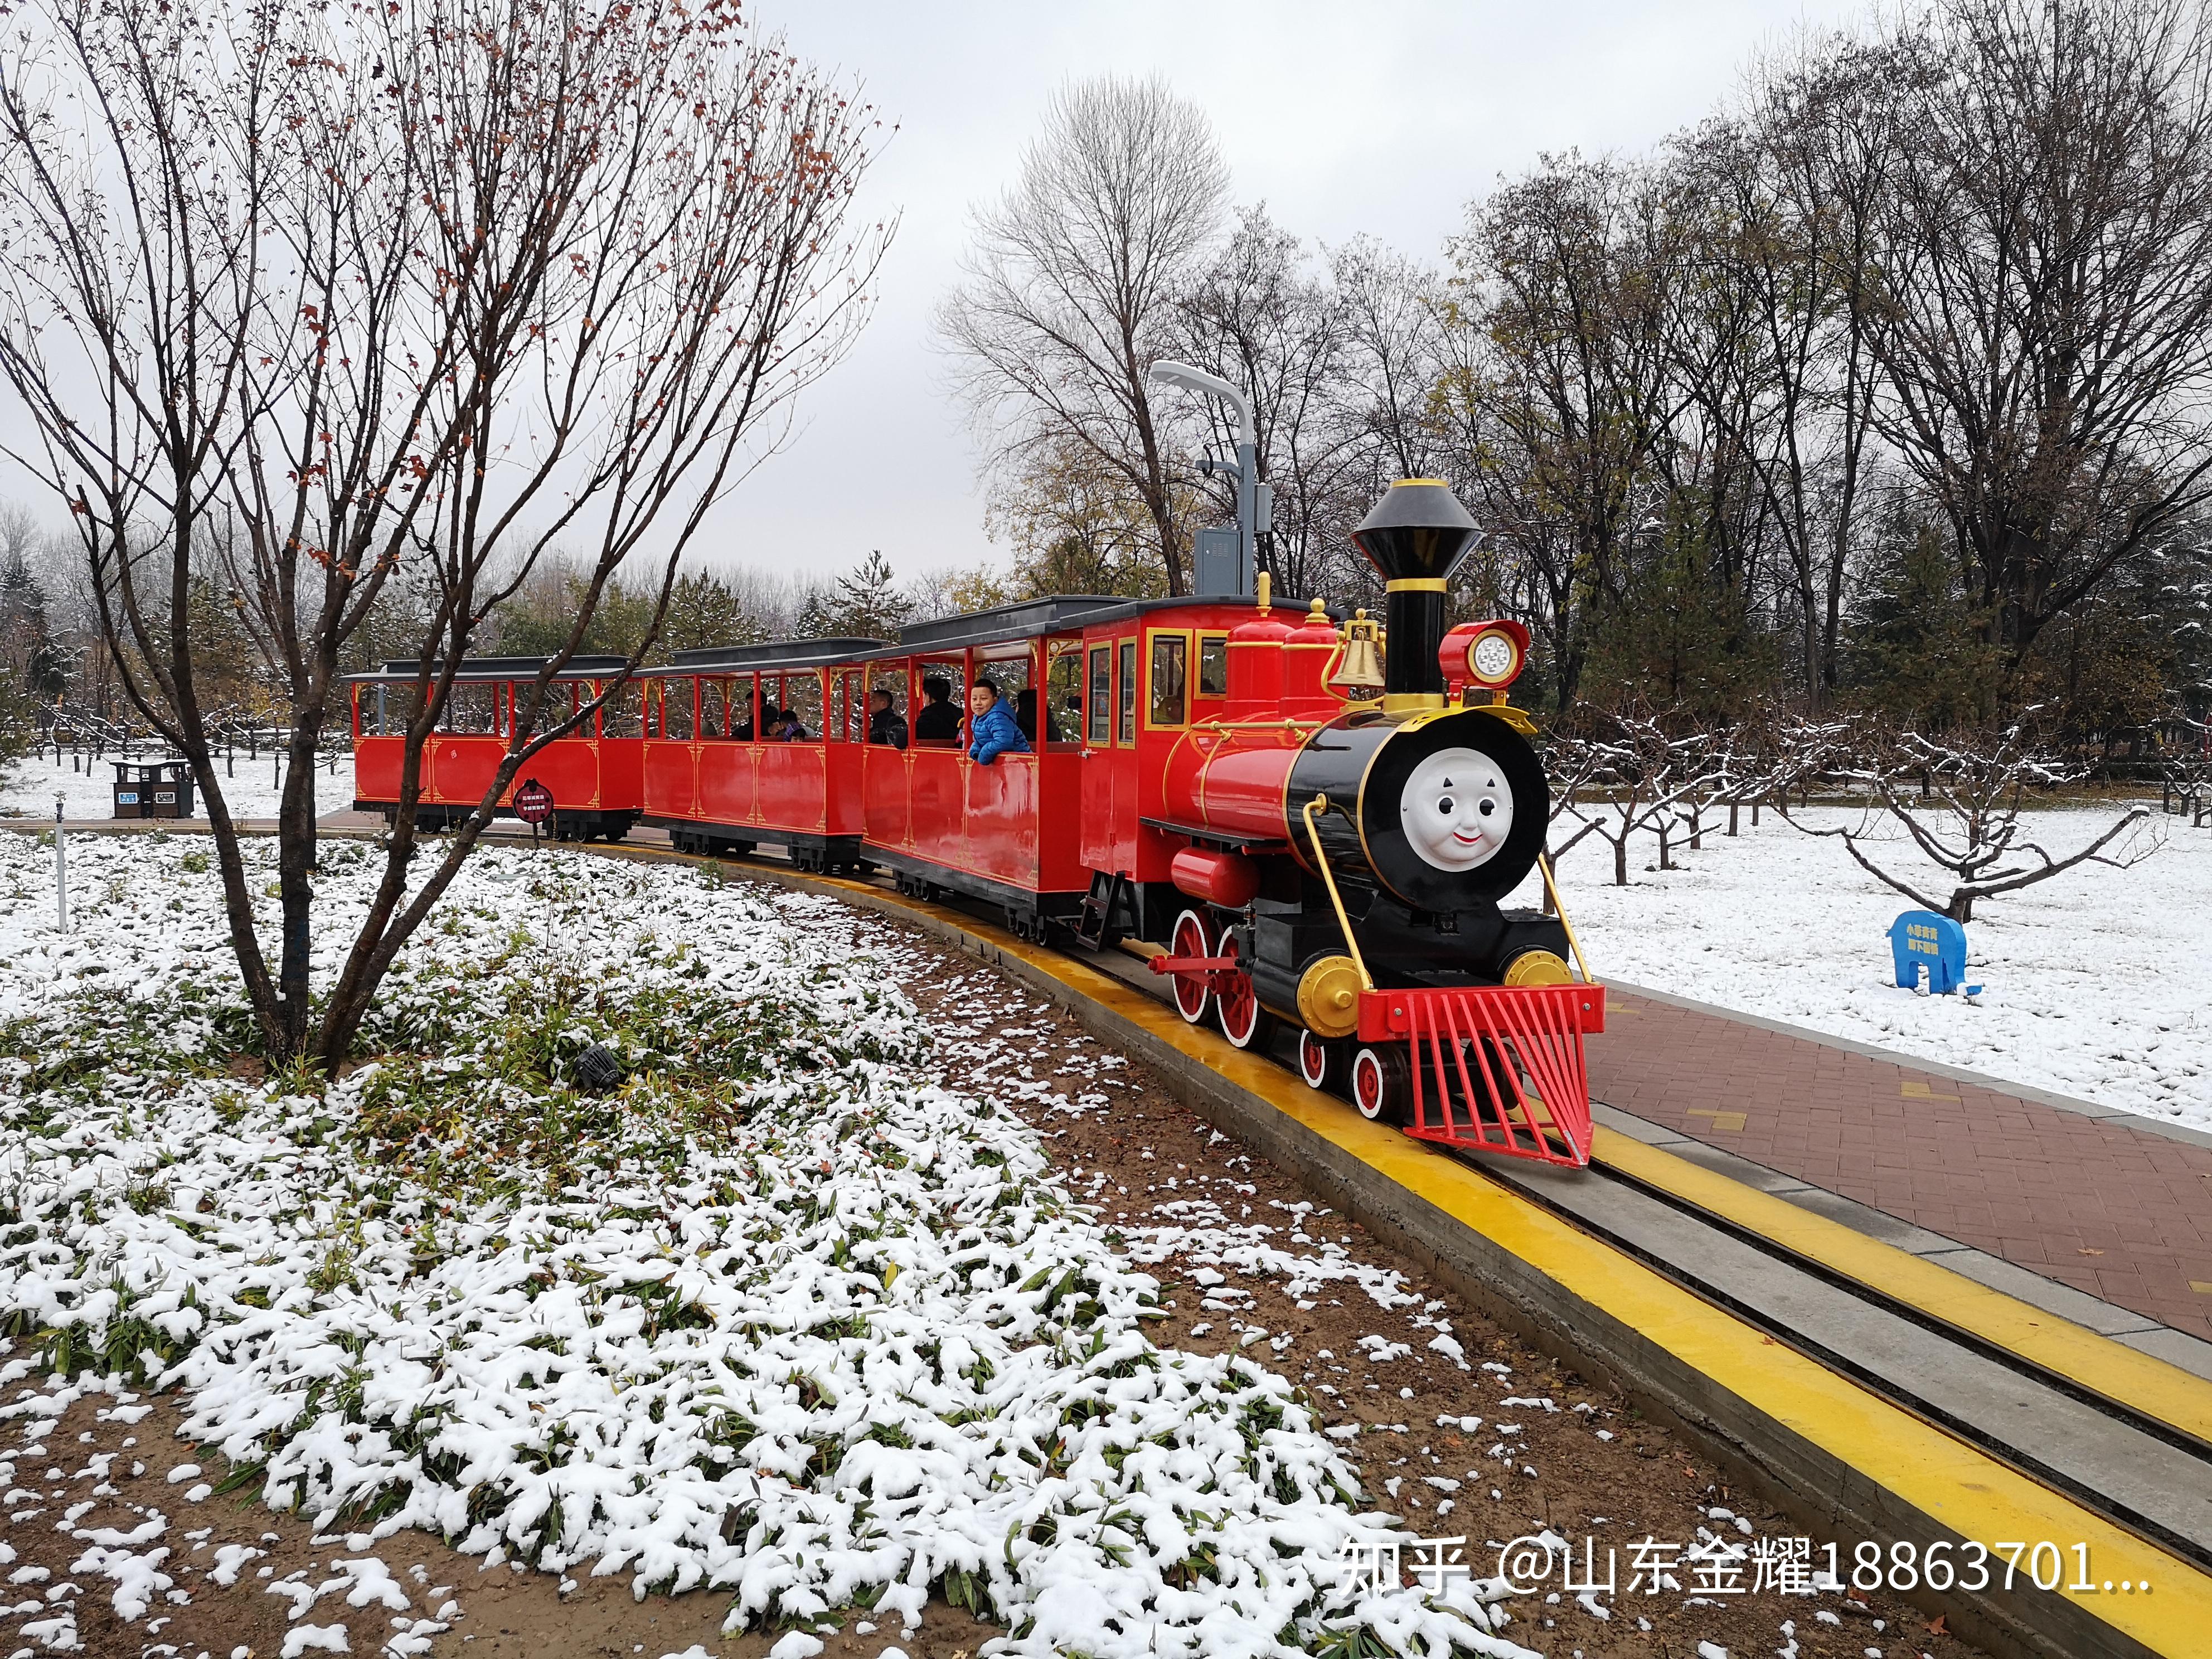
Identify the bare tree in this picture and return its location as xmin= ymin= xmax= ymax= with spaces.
xmin=1784 ymin=719 xmax=2156 ymax=919
xmin=1438 ymin=154 xmax=1691 ymax=710
xmin=1554 ymin=704 xmax=1729 ymax=884
xmin=939 ymin=75 xmax=1226 ymax=596
xmin=1330 ymin=237 xmax=1448 ymax=484
xmin=0 ymin=0 xmax=887 ymax=1064
xmin=1176 ymin=205 xmax=1367 ymax=600
xmin=1855 ymin=0 xmax=2212 ymax=661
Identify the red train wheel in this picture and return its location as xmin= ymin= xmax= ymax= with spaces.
xmin=1168 ymin=909 xmax=1213 ymax=1024
xmin=1351 ymin=1046 xmax=1409 ymax=1124
xmin=1298 ymin=1029 xmax=1342 ymax=1092
xmin=1215 ymin=930 xmax=1275 ymax=1051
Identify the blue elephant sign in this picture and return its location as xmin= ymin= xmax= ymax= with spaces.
xmin=1889 ymin=910 xmax=1979 ymax=997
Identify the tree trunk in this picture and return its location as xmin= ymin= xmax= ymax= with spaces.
xmin=1614 ymin=837 xmax=1628 ymax=886
xmin=1728 ymin=798 xmax=1740 ymax=836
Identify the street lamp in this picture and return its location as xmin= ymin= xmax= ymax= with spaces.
xmin=1148 ymin=360 xmax=1269 ymax=596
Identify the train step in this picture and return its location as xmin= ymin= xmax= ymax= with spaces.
xmin=1070 ymin=871 xmax=1134 ymax=952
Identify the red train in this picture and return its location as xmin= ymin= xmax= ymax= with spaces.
xmin=348 ymin=482 xmax=1605 ymax=1166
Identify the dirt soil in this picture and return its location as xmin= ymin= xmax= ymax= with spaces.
xmin=0 ymin=889 xmax=1985 ymax=1659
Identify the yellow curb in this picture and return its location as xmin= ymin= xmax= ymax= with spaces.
xmin=1593 ymin=1127 xmax=2212 ymax=1451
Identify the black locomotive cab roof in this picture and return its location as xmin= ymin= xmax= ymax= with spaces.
xmin=661 ymin=638 xmax=887 ymax=673
xmin=345 ymin=654 xmax=633 ymax=683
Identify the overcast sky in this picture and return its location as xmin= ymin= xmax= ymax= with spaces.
xmin=707 ymin=0 xmax=1867 ymax=590
xmin=0 ymin=1 xmax=1869 ymax=591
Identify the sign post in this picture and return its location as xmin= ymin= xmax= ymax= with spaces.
xmin=514 ymin=778 xmax=555 ymax=847
xmin=52 ymin=792 xmax=66 ymax=934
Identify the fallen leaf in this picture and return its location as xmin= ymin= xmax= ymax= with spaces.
xmin=1929 ymin=1613 xmax=1949 ymax=1634
xmin=2077 ymin=1247 xmax=2106 ymax=1257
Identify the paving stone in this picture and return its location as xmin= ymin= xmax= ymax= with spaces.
xmin=1589 ymin=988 xmax=2212 ymax=1342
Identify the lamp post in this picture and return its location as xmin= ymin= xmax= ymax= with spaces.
xmin=52 ymin=792 xmax=66 ymax=934
xmin=1148 ymin=359 xmax=1269 ymax=596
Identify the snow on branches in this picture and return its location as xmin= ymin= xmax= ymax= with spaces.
xmin=1780 ymin=719 xmax=2159 ymax=921
xmin=1545 ymin=706 xmax=1734 ymax=886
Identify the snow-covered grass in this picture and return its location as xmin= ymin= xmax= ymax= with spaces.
xmin=1512 ymin=803 xmax=2210 ymax=1129
xmin=0 ymin=748 xmax=355 ymax=821
xmin=0 ymin=836 xmax=1530 ymax=1658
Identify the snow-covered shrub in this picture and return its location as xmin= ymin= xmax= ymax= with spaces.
xmin=0 ymin=838 xmax=1528 ymax=1658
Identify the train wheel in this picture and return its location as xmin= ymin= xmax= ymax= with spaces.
xmin=1214 ymin=931 xmax=1275 ymax=1050
xmin=1298 ymin=1029 xmax=1345 ymax=1093
xmin=1168 ymin=909 xmax=1212 ymax=1024
xmin=1351 ymin=1045 xmax=1410 ymax=1125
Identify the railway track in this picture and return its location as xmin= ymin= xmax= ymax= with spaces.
xmin=1467 ymin=1144 xmax=2212 ymax=1576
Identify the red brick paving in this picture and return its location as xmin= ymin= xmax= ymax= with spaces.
xmin=1588 ymin=989 xmax=2212 ymax=1342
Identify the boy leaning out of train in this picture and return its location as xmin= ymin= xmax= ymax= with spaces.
xmin=967 ymin=678 xmax=1030 ymax=765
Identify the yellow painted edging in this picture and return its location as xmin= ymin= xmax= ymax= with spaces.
xmin=1593 ymin=1127 xmax=2212 ymax=1451
xmin=800 ymin=880 xmax=2212 ymax=1657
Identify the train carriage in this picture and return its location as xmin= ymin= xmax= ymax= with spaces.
xmin=348 ymin=656 xmax=644 ymax=839
xmin=855 ymin=596 xmax=1260 ymax=934
xmin=638 ymin=641 xmax=885 ymax=869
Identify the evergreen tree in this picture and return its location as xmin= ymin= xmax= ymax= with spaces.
xmin=815 ymin=550 xmax=915 ymax=639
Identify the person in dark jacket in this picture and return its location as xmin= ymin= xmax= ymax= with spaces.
xmin=914 ymin=676 xmax=961 ymax=741
xmin=867 ymin=687 xmax=909 ymax=749
xmin=1013 ymin=687 xmax=1057 ymax=744
xmin=967 ymin=677 xmax=1030 ymax=765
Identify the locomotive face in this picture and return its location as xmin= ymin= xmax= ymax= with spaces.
xmin=1400 ymin=746 xmax=1515 ymax=872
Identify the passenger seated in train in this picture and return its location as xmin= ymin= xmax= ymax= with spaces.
xmin=967 ymin=677 xmax=1030 ymax=765
xmin=867 ymin=688 xmax=909 ymax=749
xmin=914 ymin=676 xmax=962 ymax=742
xmin=1013 ymin=687 xmax=1058 ymax=744
xmin=768 ymin=706 xmax=808 ymax=741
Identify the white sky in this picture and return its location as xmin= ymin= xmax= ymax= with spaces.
xmin=712 ymin=0 xmax=1867 ymax=589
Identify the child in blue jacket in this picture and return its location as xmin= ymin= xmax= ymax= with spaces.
xmin=967 ymin=678 xmax=1031 ymax=764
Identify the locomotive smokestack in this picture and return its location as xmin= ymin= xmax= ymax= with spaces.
xmin=1350 ymin=480 xmax=1481 ymax=714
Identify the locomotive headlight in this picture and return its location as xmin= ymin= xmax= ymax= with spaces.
xmin=1400 ymin=746 xmax=1515 ymax=872
xmin=1467 ymin=627 xmax=1521 ymax=687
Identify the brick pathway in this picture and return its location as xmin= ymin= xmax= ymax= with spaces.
xmin=1587 ymin=988 xmax=2212 ymax=1341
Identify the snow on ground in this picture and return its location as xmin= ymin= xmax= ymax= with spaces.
xmin=1508 ymin=802 xmax=2211 ymax=1129
xmin=0 ymin=836 xmax=1530 ymax=1659
xmin=0 ymin=748 xmax=355 ymax=821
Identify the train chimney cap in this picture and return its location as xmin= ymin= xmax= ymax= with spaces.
xmin=1351 ymin=478 xmax=1481 ymax=583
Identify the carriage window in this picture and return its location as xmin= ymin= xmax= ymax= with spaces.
xmin=510 ymin=678 xmax=575 ymax=739
xmin=1149 ymin=634 xmax=1187 ymax=727
xmin=1197 ymin=634 xmax=1229 ymax=700
xmin=779 ymin=671 xmax=823 ymax=740
xmin=596 ymin=680 xmax=643 ymax=738
xmin=1045 ymin=642 xmax=1083 ymax=746
xmin=843 ymin=671 xmax=866 ymax=742
xmin=728 ymin=676 xmax=758 ymax=739
xmin=657 ymin=678 xmax=695 ymax=741
xmin=1086 ymin=646 xmax=1110 ymax=745
xmin=913 ymin=658 xmax=965 ymax=744
xmin=360 ymin=683 xmax=399 ymax=738
xmin=438 ymin=682 xmax=497 ymax=734
xmin=1117 ymin=639 xmax=1137 ymax=745
xmin=699 ymin=677 xmax=729 ymax=738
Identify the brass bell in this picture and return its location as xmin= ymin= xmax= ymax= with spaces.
xmin=1330 ymin=607 xmax=1386 ymax=693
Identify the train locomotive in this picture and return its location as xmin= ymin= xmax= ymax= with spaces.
xmin=347 ymin=478 xmax=1604 ymax=1170
xmin=1144 ymin=480 xmax=1603 ymax=1165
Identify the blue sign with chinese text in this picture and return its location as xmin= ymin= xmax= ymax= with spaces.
xmin=1889 ymin=910 xmax=1970 ymax=996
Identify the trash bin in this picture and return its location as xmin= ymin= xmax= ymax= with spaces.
xmin=112 ymin=759 xmax=196 ymax=819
